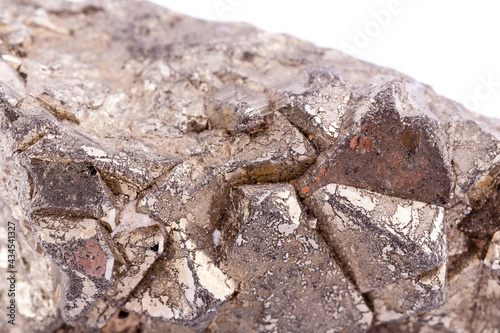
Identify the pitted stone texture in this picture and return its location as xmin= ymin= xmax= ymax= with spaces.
xmin=224 ymin=112 xmax=316 ymax=184
xmin=308 ymin=184 xmax=447 ymax=292
xmin=82 ymin=248 xmax=159 ymax=330
xmin=137 ymin=158 xmax=232 ymax=257
xmin=213 ymin=184 xmax=373 ymax=332
xmin=80 ymin=207 xmax=165 ymax=330
xmin=124 ymin=216 xmax=236 ymax=330
xmin=368 ymin=264 xmax=447 ymax=323
xmin=1 ymin=0 xmax=500 ymax=331
xmin=428 ymin=93 xmax=500 ymax=204
xmin=458 ymin=166 xmax=500 ymax=238
xmin=27 ymin=159 xmax=114 ymax=218
xmin=298 ymin=77 xmax=452 ymax=205
xmin=276 ymin=66 xmax=353 ymax=151
xmin=136 ymin=113 xmax=316 ymax=260
xmin=0 ymin=93 xmax=179 ymax=204
xmin=450 ymin=121 xmax=500 ymax=201
xmin=19 ymin=128 xmax=179 ymax=201
xmin=205 ymin=84 xmax=271 ymax=134
xmin=30 ymin=216 xmax=115 ymax=322
xmin=410 ymin=249 xmax=500 ymax=333
xmin=0 ymin=93 xmax=176 ymax=328
xmin=441 ymin=203 xmax=473 ymax=258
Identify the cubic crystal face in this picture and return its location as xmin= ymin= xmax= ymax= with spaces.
xmin=0 ymin=0 xmax=500 ymax=332
xmin=297 ymin=77 xmax=452 ymax=205
xmin=213 ymin=184 xmax=372 ymax=332
xmin=307 ymin=184 xmax=447 ymax=292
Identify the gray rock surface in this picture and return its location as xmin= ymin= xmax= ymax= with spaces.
xmin=212 ymin=184 xmax=372 ymax=332
xmin=307 ymin=184 xmax=447 ymax=293
xmin=0 ymin=0 xmax=500 ymax=332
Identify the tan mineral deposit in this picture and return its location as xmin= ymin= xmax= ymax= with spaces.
xmin=0 ymin=0 xmax=499 ymax=332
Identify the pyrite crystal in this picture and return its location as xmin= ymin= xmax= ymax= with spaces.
xmin=0 ymin=1 xmax=500 ymax=332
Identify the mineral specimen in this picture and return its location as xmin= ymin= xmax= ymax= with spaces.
xmin=0 ymin=0 xmax=499 ymax=332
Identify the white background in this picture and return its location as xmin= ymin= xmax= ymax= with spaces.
xmin=145 ymin=0 xmax=500 ymax=120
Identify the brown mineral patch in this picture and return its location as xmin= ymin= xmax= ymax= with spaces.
xmin=358 ymin=137 xmax=374 ymax=150
xmin=350 ymin=135 xmax=360 ymax=148
xmin=65 ymin=239 xmax=107 ymax=278
xmin=458 ymin=183 xmax=500 ymax=238
xmin=400 ymin=127 xmax=421 ymax=152
xmin=299 ymin=106 xmax=451 ymax=204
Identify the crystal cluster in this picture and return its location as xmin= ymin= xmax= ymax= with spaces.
xmin=0 ymin=1 xmax=499 ymax=332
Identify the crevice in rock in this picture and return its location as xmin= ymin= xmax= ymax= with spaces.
xmin=458 ymin=182 xmax=500 ymax=239
xmin=299 ymin=200 xmax=364 ymax=296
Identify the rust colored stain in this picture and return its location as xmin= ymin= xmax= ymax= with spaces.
xmin=315 ymin=163 xmax=328 ymax=181
xmin=350 ymin=135 xmax=360 ymax=148
xmin=299 ymin=108 xmax=451 ymax=205
xmin=401 ymin=127 xmax=421 ymax=152
xmin=302 ymin=185 xmax=311 ymax=195
xmin=358 ymin=137 xmax=374 ymax=150
xmin=65 ymin=239 xmax=107 ymax=279
xmin=350 ymin=134 xmax=374 ymax=151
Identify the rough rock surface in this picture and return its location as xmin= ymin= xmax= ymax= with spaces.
xmin=211 ymin=184 xmax=372 ymax=332
xmin=0 ymin=0 xmax=499 ymax=332
xmin=307 ymin=184 xmax=447 ymax=293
